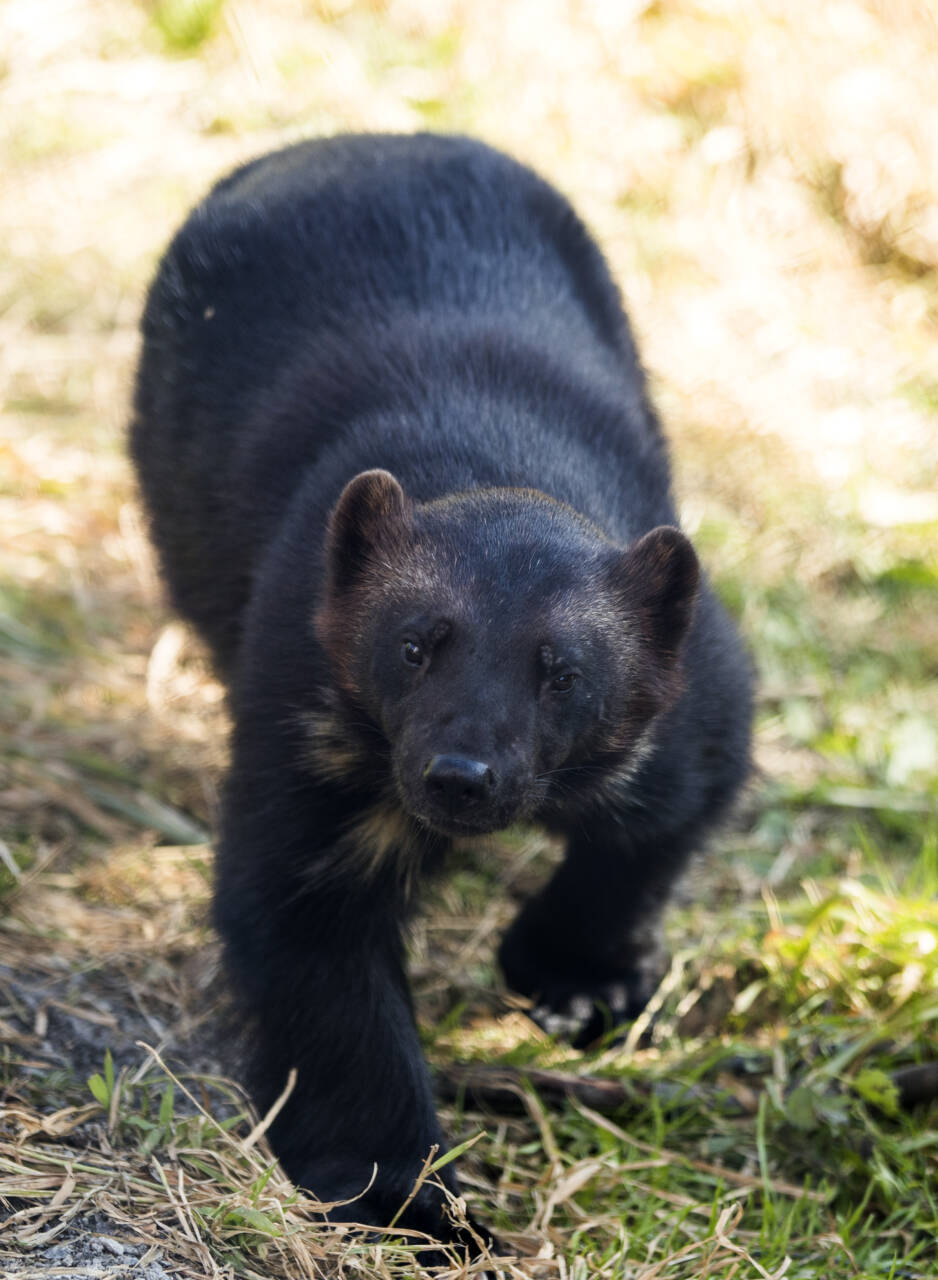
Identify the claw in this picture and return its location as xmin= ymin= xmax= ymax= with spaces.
xmin=532 ymin=1004 xmax=589 ymax=1038
xmin=527 ymin=977 xmax=650 ymax=1047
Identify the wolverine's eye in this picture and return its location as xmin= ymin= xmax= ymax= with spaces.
xmin=550 ymin=671 xmax=577 ymax=694
xmin=401 ymin=638 xmax=425 ymax=668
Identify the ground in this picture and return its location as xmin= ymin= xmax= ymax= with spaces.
xmin=1 ymin=1 xmax=937 ymax=1277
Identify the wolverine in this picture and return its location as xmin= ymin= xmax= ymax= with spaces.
xmin=130 ymin=133 xmax=753 ymax=1248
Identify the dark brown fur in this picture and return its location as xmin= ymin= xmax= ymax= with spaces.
xmin=130 ymin=134 xmax=753 ymax=1252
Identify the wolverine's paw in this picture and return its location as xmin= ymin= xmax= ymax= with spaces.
xmin=292 ymin=1158 xmax=499 ymax=1264
xmin=498 ymin=913 xmax=667 ymax=1049
xmin=527 ymin=974 xmax=656 ymax=1050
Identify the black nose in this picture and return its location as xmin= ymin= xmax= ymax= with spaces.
xmin=424 ymin=755 xmax=494 ymax=811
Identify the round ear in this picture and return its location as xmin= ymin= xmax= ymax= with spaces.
xmin=613 ymin=525 xmax=700 ymax=657
xmin=324 ymin=469 xmax=413 ymax=596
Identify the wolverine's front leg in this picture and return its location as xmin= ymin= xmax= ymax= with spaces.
xmin=500 ymin=657 xmax=751 ymax=1050
xmin=212 ymin=756 xmax=476 ymax=1247
xmin=497 ymin=809 xmax=694 ymax=1048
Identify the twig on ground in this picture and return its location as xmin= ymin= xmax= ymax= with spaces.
xmin=436 ymin=1062 xmax=743 ymax=1116
xmin=436 ymin=1057 xmax=938 ymax=1124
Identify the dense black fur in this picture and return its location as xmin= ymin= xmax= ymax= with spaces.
xmin=131 ymin=133 xmax=753 ymax=1248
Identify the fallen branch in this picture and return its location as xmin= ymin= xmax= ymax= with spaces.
xmin=436 ymin=1058 xmax=938 ymax=1119
xmin=436 ymin=1062 xmax=747 ymax=1116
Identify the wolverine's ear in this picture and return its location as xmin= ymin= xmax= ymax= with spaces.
xmin=324 ymin=469 xmax=413 ymax=596
xmin=613 ymin=526 xmax=699 ymax=657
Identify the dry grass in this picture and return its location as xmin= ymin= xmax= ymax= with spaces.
xmin=2 ymin=1 xmax=937 ymax=1276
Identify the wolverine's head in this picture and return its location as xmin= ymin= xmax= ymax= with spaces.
xmin=315 ymin=470 xmax=699 ymax=836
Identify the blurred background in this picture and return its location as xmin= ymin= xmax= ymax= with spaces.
xmin=1 ymin=1 xmax=937 ymax=1275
